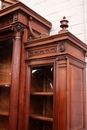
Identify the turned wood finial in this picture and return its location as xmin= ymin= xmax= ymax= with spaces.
xmin=60 ymin=16 xmax=69 ymax=30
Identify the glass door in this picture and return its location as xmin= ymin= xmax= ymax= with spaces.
xmin=29 ymin=65 xmax=54 ymax=130
xmin=0 ymin=39 xmax=13 ymax=130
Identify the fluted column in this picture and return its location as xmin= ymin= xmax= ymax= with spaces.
xmin=9 ymin=23 xmax=24 ymax=130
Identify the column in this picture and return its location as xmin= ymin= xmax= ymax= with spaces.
xmin=9 ymin=23 xmax=24 ymax=130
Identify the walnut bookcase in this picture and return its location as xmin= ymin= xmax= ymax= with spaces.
xmin=24 ymin=30 xmax=87 ymax=130
xmin=0 ymin=1 xmax=51 ymax=130
xmin=0 ymin=1 xmax=87 ymax=130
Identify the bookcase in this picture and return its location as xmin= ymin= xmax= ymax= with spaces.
xmin=0 ymin=1 xmax=51 ymax=130
xmin=0 ymin=1 xmax=87 ymax=130
xmin=24 ymin=29 xmax=87 ymax=130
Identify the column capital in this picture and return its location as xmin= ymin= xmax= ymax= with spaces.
xmin=11 ymin=23 xmax=25 ymax=39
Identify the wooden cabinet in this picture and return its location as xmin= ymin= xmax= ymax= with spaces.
xmin=0 ymin=1 xmax=51 ymax=130
xmin=24 ymin=30 xmax=87 ymax=130
xmin=0 ymin=1 xmax=87 ymax=130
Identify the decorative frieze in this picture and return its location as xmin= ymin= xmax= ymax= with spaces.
xmin=0 ymin=13 xmax=18 ymax=29
xmin=0 ymin=19 xmax=13 ymax=28
xmin=28 ymin=47 xmax=57 ymax=57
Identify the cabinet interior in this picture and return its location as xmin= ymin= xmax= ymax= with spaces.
xmin=29 ymin=65 xmax=54 ymax=130
xmin=0 ymin=39 xmax=13 ymax=129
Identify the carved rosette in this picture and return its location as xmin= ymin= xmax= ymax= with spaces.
xmin=11 ymin=23 xmax=25 ymax=39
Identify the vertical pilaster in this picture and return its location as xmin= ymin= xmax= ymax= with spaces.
xmin=56 ymin=56 xmax=68 ymax=130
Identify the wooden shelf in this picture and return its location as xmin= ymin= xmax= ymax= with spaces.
xmin=30 ymin=92 xmax=53 ymax=96
xmin=0 ymin=110 xmax=9 ymax=116
xmin=29 ymin=114 xmax=53 ymax=122
xmin=0 ymin=83 xmax=11 ymax=87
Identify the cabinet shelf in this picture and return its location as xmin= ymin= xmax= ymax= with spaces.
xmin=0 ymin=83 xmax=11 ymax=87
xmin=29 ymin=66 xmax=53 ymax=130
xmin=30 ymin=114 xmax=53 ymax=122
xmin=30 ymin=92 xmax=53 ymax=96
xmin=0 ymin=110 xmax=9 ymax=116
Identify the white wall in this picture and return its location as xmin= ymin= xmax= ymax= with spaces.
xmin=20 ymin=0 xmax=87 ymax=44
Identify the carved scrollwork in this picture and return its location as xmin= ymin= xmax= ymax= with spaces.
xmin=28 ymin=16 xmax=49 ymax=40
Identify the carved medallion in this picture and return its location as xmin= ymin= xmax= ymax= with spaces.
xmin=59 ymin=42 xmax=66 ymax=52
xmin=13 ymin=13 xmax=18 ymax=22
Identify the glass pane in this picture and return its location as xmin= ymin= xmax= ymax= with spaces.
xmin=31 ymin=66 xmax=53 ymax=92
xmin=0 ymin=39 xmax=13 ymax=130
xmin=29 ymin=65 xmax=53 ymax=130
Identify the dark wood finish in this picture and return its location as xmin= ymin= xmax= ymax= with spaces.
xmin=25 ymin=30 xmax=87 ymax=130
xmin=9 ymin=23 xmax=24 ymax=130
xmin=0 ymin=1 xmax=87 ymax=130
xmin=1 ymin=0 xmax=17 ymax=10
xmin=28 ymin=65 xmax=53 ymax=130
xmin=0 ymin=38 xmax=13 ymax=130
xmin=0 ymin=1 xmax=51 ymax=130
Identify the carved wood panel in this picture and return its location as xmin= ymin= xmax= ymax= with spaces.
xmin=70 ymin=65 xmax=84 ymax=129
xmin=27 ymin=45 xmax=57 ymax=58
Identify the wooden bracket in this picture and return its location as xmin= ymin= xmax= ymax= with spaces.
xmin=28 ymin=16 xmax=49 ymax=40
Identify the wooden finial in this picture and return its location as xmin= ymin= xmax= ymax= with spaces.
xmin=60 ymin=16 xmax=69 ymax=30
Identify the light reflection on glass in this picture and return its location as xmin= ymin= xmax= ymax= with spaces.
xmin=31 ymin=66 xmax=53 ymax=92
